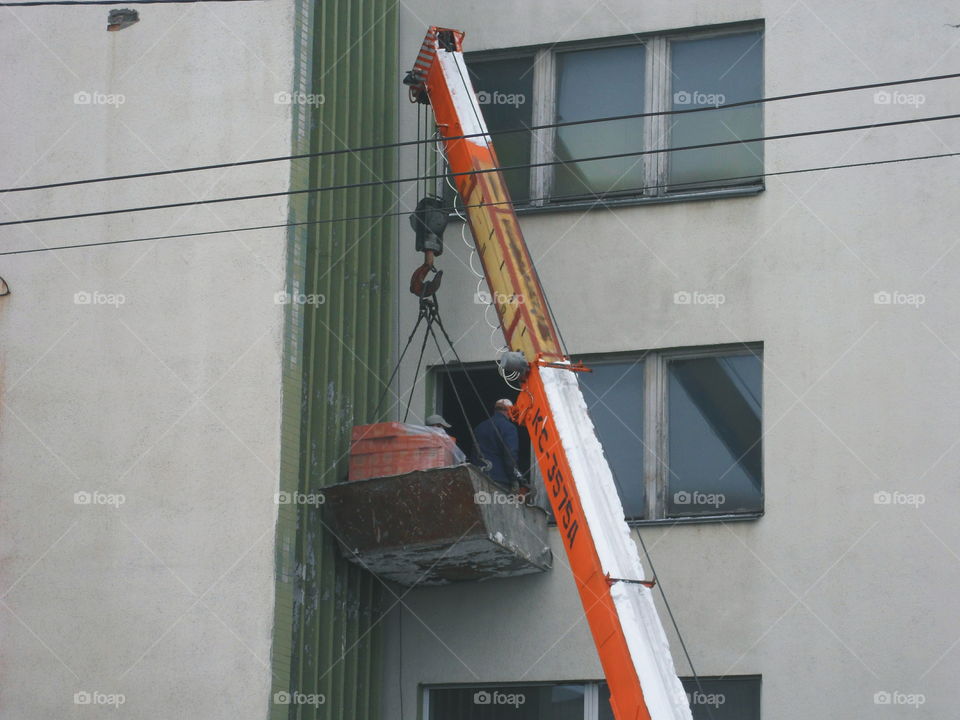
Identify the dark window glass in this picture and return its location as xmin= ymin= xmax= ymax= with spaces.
xmin=428 ymin=683 xmax=584 ymax=720
xmin=579 ymin=361 xmax=646 ymax=519
xmin=601 ymin=676 xmax=762 ymax=720
xmin=554 ymin=45 xmax=645 ymax=198
xmin=668 ymin=32 xmax=763 ymax=190
xmin=438 ymin=365 xmax=531 ymax=478
xmin=463 ymin=55 xmax=536 ymax=202
xmin=667 ymin=353 xmax=763 ymax=516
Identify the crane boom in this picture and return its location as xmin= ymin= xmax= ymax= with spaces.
xmin=405 ymin=27 xmax=694 ymax=720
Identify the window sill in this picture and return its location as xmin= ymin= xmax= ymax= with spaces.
xmin=447 ymin=184 xmax=763 ymax=221
xmin=630 ymin=511 xmax=763 ymax=527
xmin=546 ymin=511 xmax=762 ymax=529
xmin=521 ymin=184 xmax=764 ymax=215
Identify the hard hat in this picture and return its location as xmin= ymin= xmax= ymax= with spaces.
xmin=425 ymin=414 xmax=451 ymax=428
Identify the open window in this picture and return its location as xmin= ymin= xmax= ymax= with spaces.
xmin=433 ymin=362 xmax=532 ymax=479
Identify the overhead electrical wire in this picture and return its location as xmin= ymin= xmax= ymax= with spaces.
xmin=2 ymin=112 xmax=959 ymax=229
xmin=1 ymin=71 xmax=959 ymax=195
xmin=2 ymin=150 xmax=957 ymax=257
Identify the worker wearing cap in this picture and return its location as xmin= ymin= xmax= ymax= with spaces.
xmin=472 ymin=399 xmax=521 ymax=490
xmin=423 ymin=412 xmax=468 ymax=465
xmin=425 ymin=414 xmax=451 ymax=432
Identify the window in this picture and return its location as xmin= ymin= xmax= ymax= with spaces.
xmin=431 ymin=363 xmax=551 ymax=517
xmin=426 ymin=683 xmax=585 ymax=719
xmin=431 ymin=344 xmax=762 ymax=523
xmin=666 ymin=353 xmax=762 ymax=517
xmin=553 ymin=44 xmax=646 ymax=197
xmin=433 ymin=362 xmax=533 ymax=477
xmin=600 ymin=676 xmax=762 ymax=720
xmin=458 ymin=23 xmax=763 ymax=207
xmin=578 ymin=360 xmax=646 ymax=518
xmin=577 ymin=344 xmax=763 ymax=522
xmin=424 ymin=677 xmax=761 ymax=719
xmin=668 ymin=33 xmax=764 ymax=189
xmin=463 ymin=55 xmax=535 ymax=201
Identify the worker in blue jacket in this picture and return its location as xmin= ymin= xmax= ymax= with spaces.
xmin=472 ymin=398 xmax=522 ymax=490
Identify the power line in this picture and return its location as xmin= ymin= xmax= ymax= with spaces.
xmin=2 ymin=150 xmax=956 ymax=257
xmin=2 ymin=70 xmax=958 ymax=195
xmin=2 ymin=112 xmax=958 ymax=228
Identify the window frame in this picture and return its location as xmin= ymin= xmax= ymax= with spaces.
xmin=430 ymin=344 xmax=764 ymax=525
xmin=422 ymin=676 xmax=762 ymax=719
xmin=662 ymin=25 xmax=766 ymax=193
xmin=459 ymin=20 xmax=765 ymax=212
xmin=578 ymin=342 xmax=764 ymax=525
xmin=421 ymin=680 xmax=592 ymax=720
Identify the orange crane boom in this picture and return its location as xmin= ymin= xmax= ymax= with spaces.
xmin=405 ymin=28 xmax=694 ymax=720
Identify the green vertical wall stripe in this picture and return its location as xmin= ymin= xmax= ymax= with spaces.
xmin=270 ymin=1 xmax=398 ymax=718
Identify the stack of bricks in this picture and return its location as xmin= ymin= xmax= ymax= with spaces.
xmin=347 ymin=422 xmax=462 ymax=482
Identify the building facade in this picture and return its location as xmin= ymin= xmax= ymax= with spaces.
xmin=2 ymin=1 xmax=959 ymax=719
xmin=0 ymin=1 xmax=396 ymax=718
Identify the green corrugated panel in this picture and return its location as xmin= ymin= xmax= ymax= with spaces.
xmin=270 ymin=0 xmax=397 ymax=718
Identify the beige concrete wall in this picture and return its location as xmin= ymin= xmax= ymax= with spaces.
xmin=388 ymin=1 xmax=960 ymax=717
xmin=0 ymin=3 xmax=295 ymax=718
